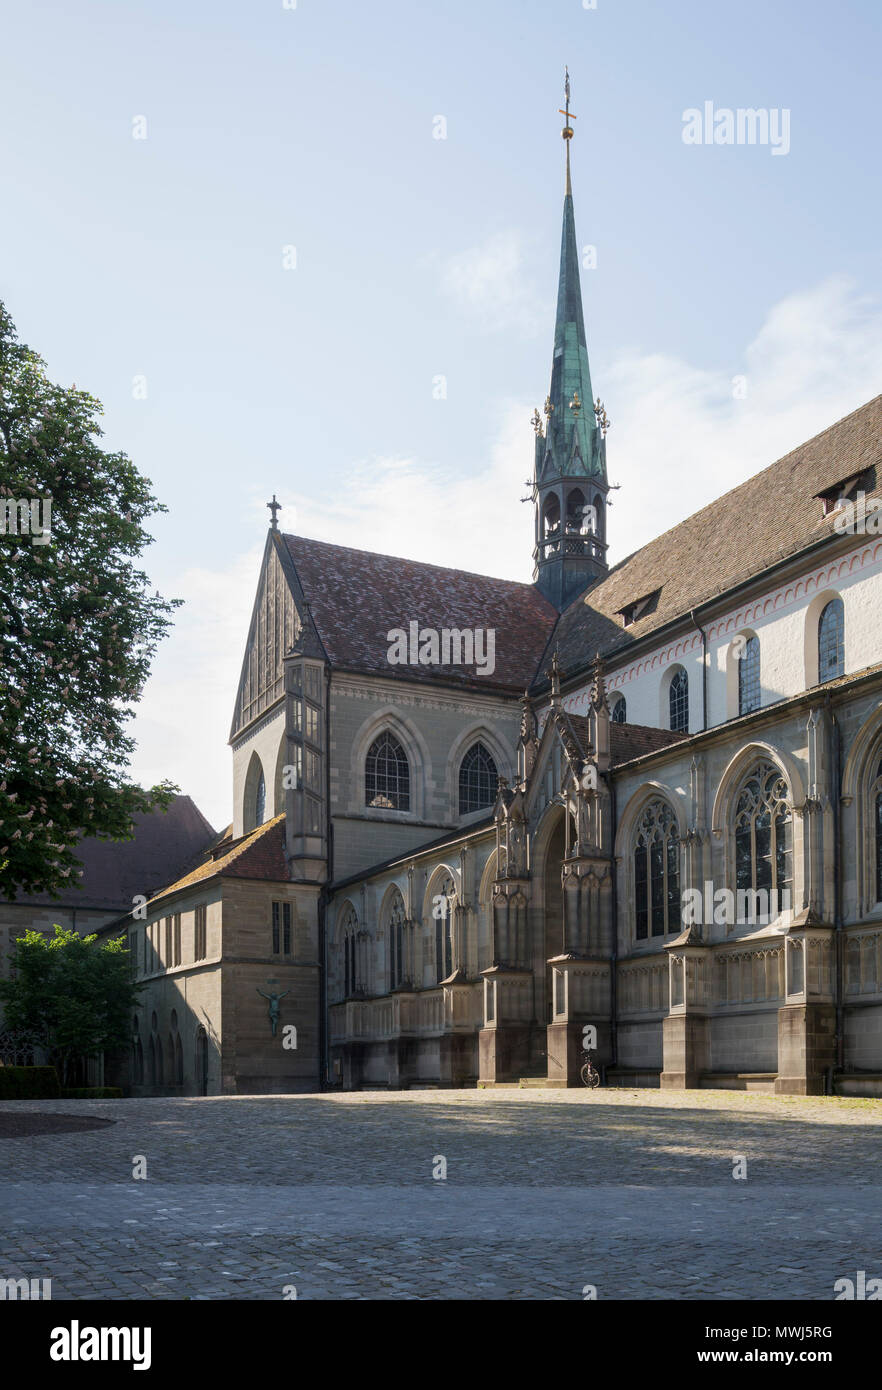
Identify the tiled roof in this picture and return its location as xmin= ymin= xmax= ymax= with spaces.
xmin=4 ymin=795 xmax=217 ymax=910
xmin=564 ymin=714 xmax=689 ymax=765
xmin=283 ymin=535 xmax=558 ymax=693
xmin=128 ymin=815 xmax=289 ymax=912
xmin=545 ymin=394 xmax=882 ymax=686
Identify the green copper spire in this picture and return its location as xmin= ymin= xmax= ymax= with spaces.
xmin=538 ymin=70 xmax=604 ymax=483
xmin=532 ymin=71 xmax=610 ymax=611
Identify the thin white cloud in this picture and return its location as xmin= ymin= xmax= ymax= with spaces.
xmin=128 ymin=275 xmax=882 ymax=824
xmin=433 ymin=230 xmax=544 ymax=335
xmin=607 ymin=275 xmax=882 ymax=556
xmin=128 ymin=546 xmax=263 ymax=831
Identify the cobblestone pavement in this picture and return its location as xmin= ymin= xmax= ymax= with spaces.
xmin=1 ymin=1088 xmax=881 ymax=1300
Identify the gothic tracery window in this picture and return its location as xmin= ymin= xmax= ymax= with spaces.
xmin=874 ymin=758 xmax=882 ymax=905
xmin=342 ymin=906 xmax=359 ymax=996
xmin=435 ymin=875 xmax=455 ymax=983
xmin=818 ymin=598 xmax=845 ymax=683
xmin=738 ymin=635 xmax=761 ymax=715
xmin=387 ymin=889 xmax=407 ymax=989
xmin=365 ymin=732 xmax=410 ymax=811
xmin=669 ymin=668 xmax=689 ymax=733
xmin=734 ymin=762 xmax=792 ymax=898
xmin=633 ymin=800 xmax=680 ymax=940
xmin=610 ymin=695 xmax=626 ymax=725
xmin=459 ymin=742 xmax=497 ymax=815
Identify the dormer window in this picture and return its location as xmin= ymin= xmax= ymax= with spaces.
xmin=815 ymin=469 xmax=873 ymax=518
xmin=618 ymin=588 xmax=661 ymax=628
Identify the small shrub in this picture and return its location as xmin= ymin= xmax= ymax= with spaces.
xmin=0 ymin=1066 xmax=61 ymax=1099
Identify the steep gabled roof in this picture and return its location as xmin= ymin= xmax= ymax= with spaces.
xmin=122 ymin=814 xmax=289 ymax=913
xmin=544 ymin=394 xmax=882 ymax=686
xmin=283 ymin=535 xmax=558 ymax=693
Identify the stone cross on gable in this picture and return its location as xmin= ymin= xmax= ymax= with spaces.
xmin=267 ymin=494 xmax=282 ymax=530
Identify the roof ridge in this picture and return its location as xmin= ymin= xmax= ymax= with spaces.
xmin=283 ymin=533 xmax=539 ymax=592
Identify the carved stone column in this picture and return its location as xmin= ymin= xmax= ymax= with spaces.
xmin=478 ymin=874 xmax=533 ymax=1083
xmin=546 ymin=855 xmax=613 ymax=1086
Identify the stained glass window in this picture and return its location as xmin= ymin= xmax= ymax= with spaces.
xmin=734 ymin=762 xmax=792 ymax=899
xmin=738 ymin=635 xmax=761 ymax=715
xmin=634 ymin=801 xmax=680 ymax=939
xmin=669 ymin=668 xmax=689 ymax=733
xmin=818 ymin=599 xmax=844 ymax=683
xmin=459 ymin=742 xmax=497 ymax=814
xmin=366 ymin=732 xmax=410 ymax=811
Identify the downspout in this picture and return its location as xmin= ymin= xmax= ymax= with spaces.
xmin=690 ymin=608 xmax=708 ymax=731
xmin=318 ymin=664 xmax=333 ymax=1090
xmin=609 ymin=777 xmax=618 ymax=1077
xmin=828 ymin=691 xmax=844 ymax=1094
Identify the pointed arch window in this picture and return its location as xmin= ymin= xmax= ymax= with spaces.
xmin=633 ymin=800 xmax=680 ymax=940
xmin=542 ymin=494 xmax=560 ymax=535
xmin=610 ymin=695 xmax=626 ymax=725
xmin=254 ymin=769 xmax=266 ymax=827
xmin=669 ymin=668 xmax=689 ymax=733
xmin=565 ymin=488 xmax=586 ymax=534
xmin=734 ymin=762 xmax=792 ymax=899
xmin=873 ymin=758 xmax=882 ymax=905
xmin=738 ymin=635 xmax=761 ymax=715
xmin=387 ymin=890 xmax=407 ymax=989
xmin=435 ymin=875 xmax=455 ymax=983
xmin=541 ymin=494 xmax=561 ymax=556
xmin=459 ymin=742 xmax=498 ymax=815
xmin=818 ymin=598 xmax=845 ymax=683
xmin=365 ymin=732 xmax=410 ymax=811
xmin=342 ymin=906 xmax=359 ymax=997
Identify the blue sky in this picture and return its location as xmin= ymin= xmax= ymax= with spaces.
xmin=2 ymin=0 xmax=880 ymax=827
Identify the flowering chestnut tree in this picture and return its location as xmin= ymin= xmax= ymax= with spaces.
xmin=0 ymin=301 xmax=179 ymax=898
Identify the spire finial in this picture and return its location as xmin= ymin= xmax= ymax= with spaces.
xmin=267 ymin=494 xmax=281 ymax=530
xmin=591 ymin=650 xmax=608 ymax=709
xmin=546 ymin=648 xmax=564 ymax=704
xmin=558 ymin=66 xmax=576 ymax=196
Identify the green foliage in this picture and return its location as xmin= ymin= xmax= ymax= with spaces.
xmin=62 ymin=1087 xmax=122 ymax=1099
xmin=0 ymin=1065 xmax=60 ymax=1099
xmin=0 ymin=925 xmax=140 ymax=1085
xmin=0 ymin=300 xmax=181 ymax=898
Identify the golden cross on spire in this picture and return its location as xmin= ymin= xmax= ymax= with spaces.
xmin=558 ymin=66 xmax=577 ymax=194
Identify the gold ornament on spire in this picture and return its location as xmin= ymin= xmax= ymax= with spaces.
xmin=569 ymin=390 xmax=582 ymax=417
xmin=531 ymin=407 xmax=542 ymax=434
xmin=544 ymin=395 xmax=554 ymax=417
xmin=558 ymin=65 xmax=577 ymax=195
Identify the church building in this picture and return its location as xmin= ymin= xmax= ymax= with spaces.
xmin=109 ymin=95 xmax=882 ymax=1099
